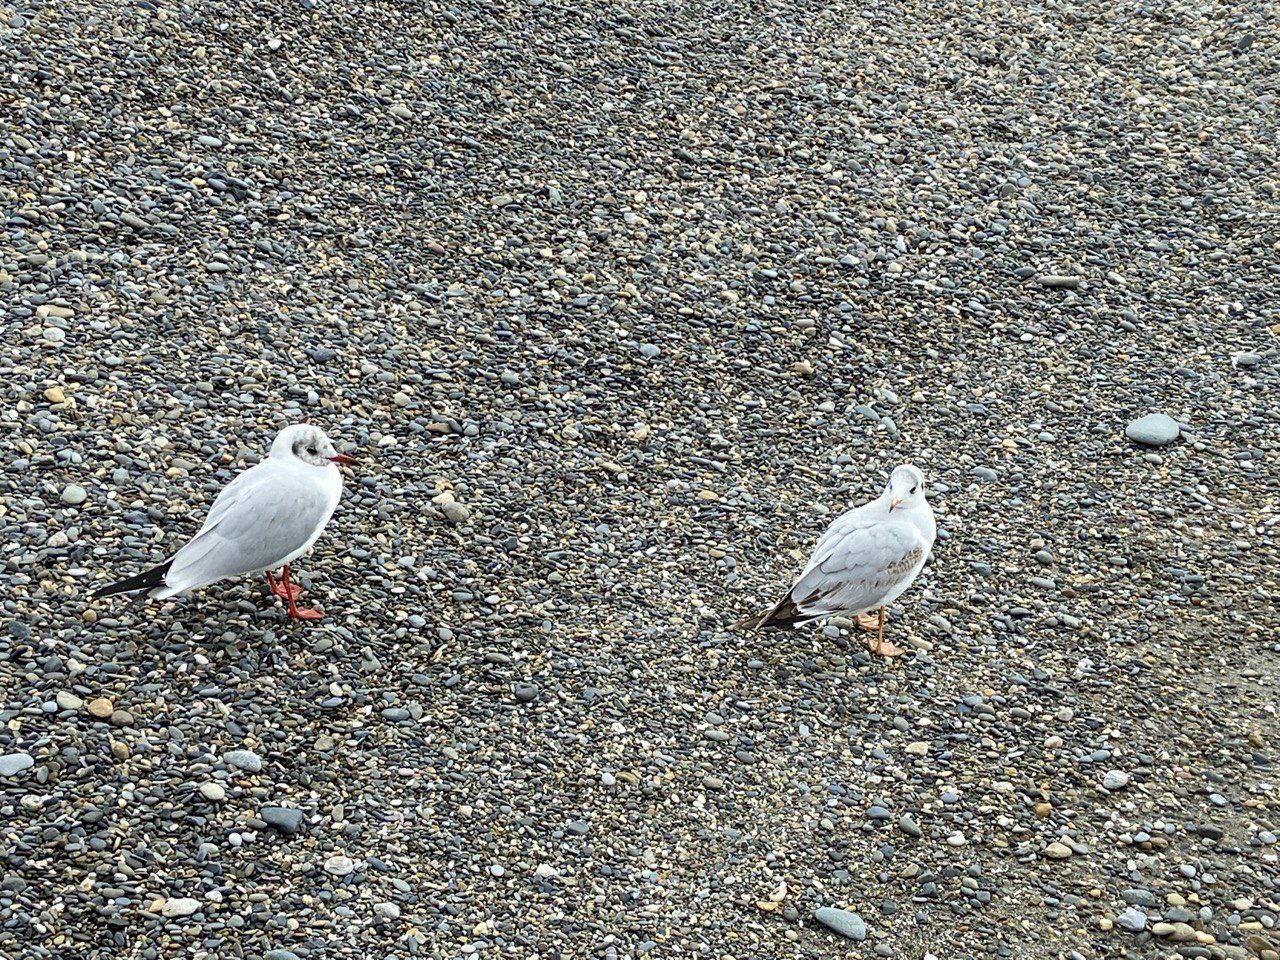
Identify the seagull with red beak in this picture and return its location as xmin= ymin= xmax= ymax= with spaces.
xmin=92 ymin=424 xmax=354 ymax=621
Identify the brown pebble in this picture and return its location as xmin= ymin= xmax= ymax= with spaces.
xmin=87 ymin=697 xmax=114 ymax=718
xmin=1044 ymin=841 xmax=1073 ymax=859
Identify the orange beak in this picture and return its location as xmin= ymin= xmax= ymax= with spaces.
xmin=329 ymin=453 xmax=356 ymax=467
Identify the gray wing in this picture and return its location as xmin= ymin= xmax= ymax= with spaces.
xmin=166 ymin=466 xmax=332 ymax=591
xmin=788 ymin=519 xmax=926 ymax=617
xmin=192 ymin=466 xmax=260 ymax=537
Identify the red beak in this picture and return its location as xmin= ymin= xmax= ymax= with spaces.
xmin=329 ymin=453 xmax=356 ymax=466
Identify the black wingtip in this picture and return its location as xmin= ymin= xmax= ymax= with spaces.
xmin=732 ymin=595 xmax=808 ymax=631
xmin=91 ymin=559 xmax=173 ymax=599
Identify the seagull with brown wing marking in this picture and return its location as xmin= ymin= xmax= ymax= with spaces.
xmin=733 ymin=465 xmax=936 ymax=657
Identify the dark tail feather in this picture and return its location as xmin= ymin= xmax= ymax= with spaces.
xmin=731 ymin=595 xmax=810 ymax=631
xmin=91 ymin=559 xmax=173 ymax=599
xmin=730 ymin=611 xmax=765 ymax=631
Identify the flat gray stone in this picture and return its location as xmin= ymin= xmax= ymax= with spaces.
xmin=0 ymin=753 xmax=35 ymax=778
xmin=1037 ymin=274 xmax=1082 ymax=289
xmin=441 ymin=501 xmax=470 ymax=524
xmin=60 ymin=483 xmax=87 ymax=505
xmin=1122 ymin=888 xmax=1158 ymax=907
xmin=324 ymin=855 xmax=355 ymax=876
xmin=223 ymin=749 xmax=262 ymax=772
xmin=161 ymin=897 xmax=201 ymax=918
xmin=813 ymin=906 xmax=867 ymax=941
xmin=1117 ymin=906 xmax=1147 ymax=932
xmin=56 ymin=691 xmax=83 ymax=710
xmin=261 ymin=806 xmax=304 ymax=835
xmin=1125 ymin=413 xmax=1180 ymax=447
xmin=1103 ymin=769 xmax=1131 ymax=791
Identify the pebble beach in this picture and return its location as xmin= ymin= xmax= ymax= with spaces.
xmin=2 ymin=0 xmax=1278 ymax=957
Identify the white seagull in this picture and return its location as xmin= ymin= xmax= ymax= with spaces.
xmin=92 ymin=424 xmax=354 ymax=621
xmin=733 ymin=464 xmax=936 ymax=657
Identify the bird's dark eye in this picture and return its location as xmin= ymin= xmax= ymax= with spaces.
xmin=910 ymin=485 xmax=918 ymax=494
xmin=307 ymin=446 xmax=317 ymax=455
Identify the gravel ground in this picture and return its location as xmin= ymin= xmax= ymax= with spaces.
xmin=3 ymin=0 xmax=1279 ymax=957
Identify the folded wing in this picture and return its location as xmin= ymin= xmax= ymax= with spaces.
xmin=163 ymin=468 xmax=332 ymax=593
xmin=788 ymin=519 xmax=926 ymax=620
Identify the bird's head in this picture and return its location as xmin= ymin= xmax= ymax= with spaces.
xmin=884 ymin=464 xmax=926 ymax=512
xmin=271 ymin=423 xmax=355 ymax=469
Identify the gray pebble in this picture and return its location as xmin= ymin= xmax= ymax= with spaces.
xmin=260 ymin=806 xmax=305 ymax=835
xmin=1117 ymin=907 xmax=1147 ymax=932
xmin=60 ymin=484 xmax=87 ymax=505
xmin=813 ymin=906 xmax=868 ymax=940
xmin=1125 ymin=413 xmax=1180 ymax=447
xmin=0 ymin=754 xmax=35 ymax=778
xmin=1102 ymin=769 xmax=1131 ymax=791
xmin=223 ymin=749 xmax=263 ymax=773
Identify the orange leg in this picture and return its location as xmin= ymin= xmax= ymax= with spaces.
xmin=281 ymin=565 xmax=322 ymax=621
xmin=855 ymin=610 xmax=880 ymax=631
xmin=858 ymin=606 xmax=905 ymax=658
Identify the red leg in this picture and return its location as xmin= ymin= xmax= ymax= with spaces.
xmin=282 ymin=564 xmax=322 ymax=621
xmin=266 ymin=566 xmax=302 ymax=601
